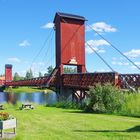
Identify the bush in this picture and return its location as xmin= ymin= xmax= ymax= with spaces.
xmin=120 ymin=93 xmax=140 ymax=117
xmin=84 ymin=84 xmax=124 ymax=113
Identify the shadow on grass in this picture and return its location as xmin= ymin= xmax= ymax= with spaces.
xmin=116 ymin=113 xmax=140 ymax=118
xmin=74 ymin=125 xmax=140 ymax=133
xmin=63 ymin=110 xmax=140 ymax=118
xmin=62 ymin=110 xmax=90 ymax=114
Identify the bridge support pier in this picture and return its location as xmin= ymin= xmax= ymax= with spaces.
xmin=57 ymin=87 xmax=87 ymax=103
xmin=57 ymin=87 xmax=73 ymax=101
xmin=73 ymin=90 xmax=87 ymax=103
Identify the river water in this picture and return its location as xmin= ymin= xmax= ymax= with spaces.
xmin=0 ymin=92 xmax=57 ymax=105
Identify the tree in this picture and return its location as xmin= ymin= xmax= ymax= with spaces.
xmin=13 ymin=72 xmax=20 ymax=81
xmin=47 ymin=66 xmax=53 ymax=74
xmin=0 ymin=74 xmax=5 ymax=77
xmin=13 ymin=72 xmax=24 ymax=81
xmin=39 ymin=72 xmax=42 ymax=77
xmin=64 ymin=67 xmax=77 ymax=74
xmin=44 ymin=73 xmax=48 ymax=76
xmin=25 ymin=69 xmax=33 ymax=79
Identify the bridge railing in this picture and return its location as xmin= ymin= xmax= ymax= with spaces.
xmin=5 ymin=72 xmax=140 ymax=90
xmin=119 ymin=74 xmax=140 ymax=89
xmin=5 ymin=76 xmax=56 ymax=87
xmin=62 ymin=72 xmax=119 ymax=89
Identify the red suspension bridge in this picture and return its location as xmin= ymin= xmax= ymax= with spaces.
xmin=1 ymin=12 xmax=140 ymax=101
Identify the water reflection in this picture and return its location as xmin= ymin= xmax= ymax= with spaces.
xmin=0 ymin=92 xmax=57 ymax=105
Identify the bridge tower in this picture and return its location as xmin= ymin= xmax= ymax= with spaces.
xmin=5 ymin=64 xmax=12 ymax=82
xmin=53 ymin=12 xmax=86 ymax=100
xmin=54 ymin=12 xmax=86 ymax=74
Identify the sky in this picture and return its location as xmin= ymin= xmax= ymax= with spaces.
xmin=0 ymin=0 xmax=140 ymax=76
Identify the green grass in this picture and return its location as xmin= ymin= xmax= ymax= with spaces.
xmin=4 ymin=86 xmax=51 ymax=93
xmin=1 ymin=104 xmax=140 ymax=140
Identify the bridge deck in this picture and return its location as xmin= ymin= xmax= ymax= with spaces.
xmin=5 ymin=72 xmax=140 ymax=90
xmin=5 ymin=72 xmax=117 ymax=89
xmin=62 ymin=72 xmax=118 ymax=89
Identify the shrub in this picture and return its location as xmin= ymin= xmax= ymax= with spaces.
xmin=120 ymin=93 xmax=140 ymax=117
xmin=84 ymin=84 xmax=124 ymax=113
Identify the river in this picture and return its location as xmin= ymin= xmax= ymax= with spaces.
xmin=0 ymin=91 xmax=57 ymax=105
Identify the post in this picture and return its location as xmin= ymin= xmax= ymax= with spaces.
xmin=1 ymin=129 xmax=3 ymax=138
xmin=13 ymin=128 xmax=16 ymax=134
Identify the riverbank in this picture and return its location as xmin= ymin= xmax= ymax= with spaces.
xmin=1 ymin=104 xmax=140 ymax=140
xmin=4 ymin=86 xmax=52 ymax=93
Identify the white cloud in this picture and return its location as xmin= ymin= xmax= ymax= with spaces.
xmin=112 ymin=61 xmax=129 ymax=66
xmin=98 ymin=49 xmax=106 ymax=53
xmin=87 ymin=39 xmax=109 ymax=47
xmin=19 ymin=40 xmax=30 ymax=47
xmin=85 ymin=39 xmax=110 ymax=54
xmin=8 ymin=57 xmax=21 ymax=63
xmin=134 ymin=62 xmax=140 ymax=65
xmin=41 ymin=22 xmax=54 ymax=29
xmin=85 ymin=47 xmax=96 ymax=54
xmin=124 ymin=49 xmax=140 ymax=58
xmin=112 ymin=60 xmax=140 ymax=71
xmin=86 ymin=22 xmax=117 ymax=33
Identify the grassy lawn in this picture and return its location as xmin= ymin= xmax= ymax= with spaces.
xmin=1 ymin=104 xmax=140 ymax=140
xmin=4 ymin=86 xmax=51 ymax=93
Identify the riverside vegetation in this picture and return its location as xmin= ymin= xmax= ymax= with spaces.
xmin=84 ymin=84 xmax=140 ymax=117
xmin=51 ymin=84 xmax=140 ymax=117
xmin=4 ymin=86 xmax=51 ymax=93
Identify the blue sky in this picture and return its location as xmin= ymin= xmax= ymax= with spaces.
xmin=0 ymin=0 xmax=140 ymax=76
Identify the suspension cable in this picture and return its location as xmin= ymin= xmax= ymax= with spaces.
xmin=30 ymin=29 xmax=54 ymax=69
xmin=86 ymin=43 xmax=115 ymax=72
xmin=39 ymin=31 xmax=55 ymax=72
xmin=86 ymin=24 xmax=140 ymax=71
xmin=40 ymin=37 xmax=55 ymax=72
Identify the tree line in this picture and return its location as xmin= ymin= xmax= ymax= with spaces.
xmin=13 ymin=66 xmax=53 ymax=81
xmin=13 ymin=66 xmax=77 ymax=81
